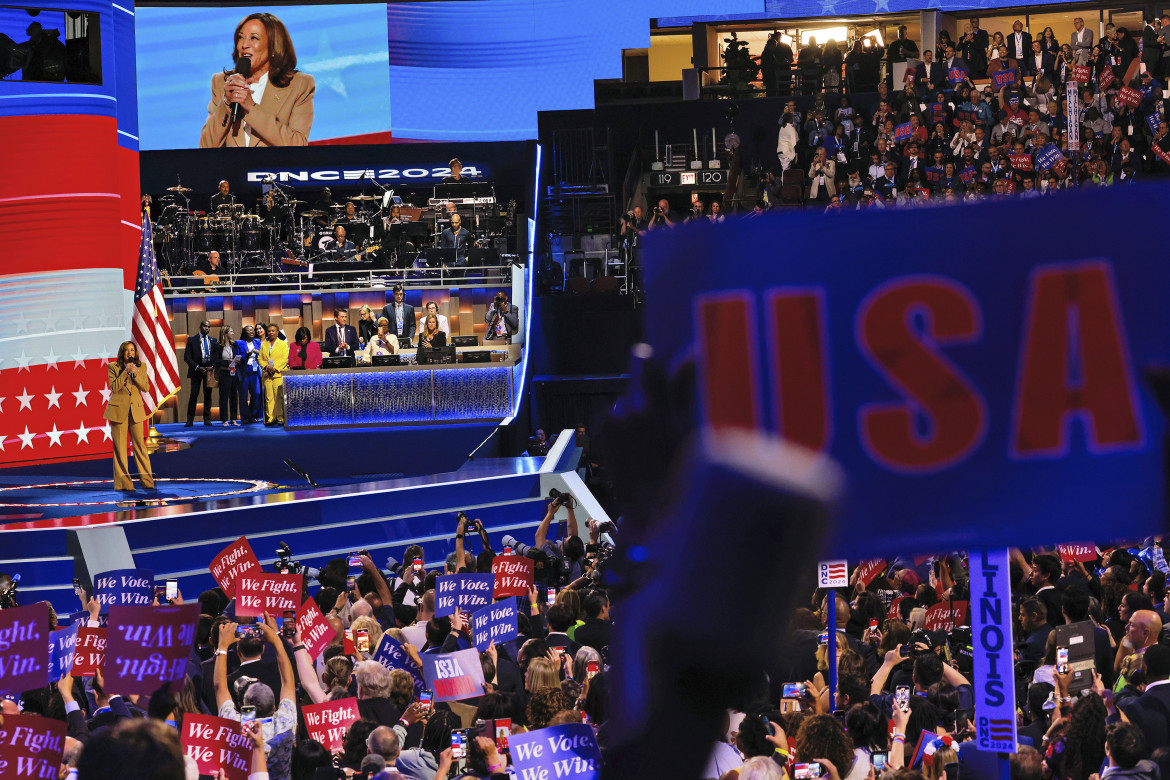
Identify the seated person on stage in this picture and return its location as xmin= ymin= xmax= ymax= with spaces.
xmin=423 ymin=301 xmax=450 ymax=337
xmin=417 ymin=313 xmax=447 ymax=350
xmin=288 ymin=326 xmax=322 ymax=370
xmin=357 ymin=317 xmax=398 ymax=364
xmin=323 ymin=226 xmax=356 ymax=261
xmin=323 ymin=308 xmax=359 ymax=357
xmin=441 ymin=157 xmax=472 ymax=184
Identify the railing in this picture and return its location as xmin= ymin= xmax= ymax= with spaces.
xmin=164 ymin=263 xmax=519 ymax=296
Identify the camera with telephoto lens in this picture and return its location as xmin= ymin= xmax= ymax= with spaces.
xmin=548 ymin=488 xmax=574 ymax=508
xmin=623 ymin=211 xmax=637 ymax=222
xmin=274 ymin=542 xmax=320 ymax=579
xmin=457 ymin=511 xmax=480 ymax=536
xmin=653 ymin=206 xmax=663 ymax=214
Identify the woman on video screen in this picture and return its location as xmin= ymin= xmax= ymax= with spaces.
xmin=199 ymin=12 xmax=314 ymax=147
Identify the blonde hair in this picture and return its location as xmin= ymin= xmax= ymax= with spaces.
xmin=525 ymin=657 xmax=560 ymax=693
xmin=926 ymin=746 xmax=958 ymax=780
xmin=908 ymin=607 xmax=927 ymax=631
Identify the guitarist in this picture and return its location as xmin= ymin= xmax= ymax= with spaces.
xmin=323 ymin=225 xmax=355 ymax=261
xmin=194 ymin=251 xmax=223 ymax=288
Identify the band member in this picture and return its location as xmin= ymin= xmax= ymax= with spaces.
xmin=441 ymin=158 xmax=472 ymax=184
xmin=485 ymin=289 xmax=520 ymax=343
xmin=210 ymin=180 xmax=235 ymax=212
xmin=199 ymin=12 xmax=315 ymax=148
xmin=260 ymin=323 xmax=289 ymax=426
xmin=183 ymin=320 xmax=217 ymax=426
xmin=264 ymin=190 xmax=288 ymax=225
xmin=439 ymin=213 xmax=474 ymax=274
xmin=311 ymin=187 xmax=336 ymax=227
xmin=104 ymin=341 xmax=156 ymax=492
xmin=323 ymin=225 xmax=356 ymax=261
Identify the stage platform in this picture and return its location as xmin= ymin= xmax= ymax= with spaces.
xmin=0 ymin=429 xmax=602 ymax=616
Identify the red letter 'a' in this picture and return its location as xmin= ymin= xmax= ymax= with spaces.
xmin=857 ymin=276 xmax=986 ymax=473
xmin=768 ymin=289 xmax=831 ymax=451
xmin=1010 ymin=261 xmax=1143 ymax=457
xmin=696 ymin=293 xmax=760 ymax=431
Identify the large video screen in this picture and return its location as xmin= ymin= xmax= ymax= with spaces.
xmin=135 ymin=3 xmax=391 ymax=150
xmin=0 ymin=5 xmax=101 ymax=84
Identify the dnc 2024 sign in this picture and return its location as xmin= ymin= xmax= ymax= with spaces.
xmin=643 ymin=186 xmax=1169 ymax=556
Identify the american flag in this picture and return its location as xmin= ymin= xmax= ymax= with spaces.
xmin=131 ymin=214 xmax=179 ymax=414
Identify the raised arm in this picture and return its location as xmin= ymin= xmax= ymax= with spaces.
xmin=533 ymin=500 xmax=556 ymax=550
xmin=564 ymin=499 xmax=579 ymax=540
xmin=360 ymin=554 xmax=393 ymax=609
xmin=214 ymin=621 xmax=238 ymax=711
xmin=261 ymin=614 xmax=295 ymax=703
xmin=292 ymin=635 xmax=328 ymax=704
xmin=455 ymin=514 xmax=467 ymax=570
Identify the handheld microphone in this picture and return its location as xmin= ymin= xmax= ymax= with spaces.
xmin=228 ymin=56 xmax=252 ymax=126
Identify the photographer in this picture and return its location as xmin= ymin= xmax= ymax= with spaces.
xmin=646 ymin=198 xmax=676 ymax=230
xmin=484 ymin=289 xmax=520 ymax=343
xmin=455 ymin=511 xmax=495 ymax=573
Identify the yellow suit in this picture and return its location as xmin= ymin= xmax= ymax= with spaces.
xmin=260 ymin=337 xmax=290 ymax=424
xmin=102 ymin=362 xmax=156 ymax=491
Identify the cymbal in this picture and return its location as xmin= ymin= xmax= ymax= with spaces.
xmin=348 ymin=195 xmax=381 ymax=201
xmin=287 ymin=199 xmax=305 ymax=205
xmin=301 ymin=209 xmax=328 ymax=217
xmin=166 ymin=185 xmax=193 ymax=192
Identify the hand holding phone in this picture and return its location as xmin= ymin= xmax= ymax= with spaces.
xmin=418 ymin=690 xmax=434 ymax=712
xmin=1056 ymin=646 xmax=1069 ymax=675
xmin=450 ymin=729 xmax=467 ymax=760
xmin=895 ymin=685 xmax=911 ymax=713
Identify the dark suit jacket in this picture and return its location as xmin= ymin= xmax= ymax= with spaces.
xmin=323 ymin=323 xmax=359 ymax=355
xmin=1022 ymin=624 xmax=1054 ymax=664
xmin=227 ymin=658 xmax=284 ymax=707
xmin=184 ymin=334 xmax=219 ymax=379
xmin=916 ymin=61 xmax=947 ymax=92
xmin=1023 ymin=51 xmax=1057 ymax=79
xmin=1118 ymin=683 xmax=1170 ymax=752
xmin=381 ymin=302 xmax=416 ymax=345
xmin=1006 ymin=31 xmax=1033 ymax=60
xmin=574 ymin=618 xmax=612 ymax=652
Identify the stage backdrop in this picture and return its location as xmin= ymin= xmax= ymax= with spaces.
xmin=642 ymin=185 xmax=1170 ymax=557
xmin=0 ymin=0 xmax=141 ymax=469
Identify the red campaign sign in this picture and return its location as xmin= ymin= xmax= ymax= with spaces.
xmin=1118 ymin=86 xmax=1142 ymax=107
xmin=1004 ymin=179 xmax=1018 ymax=194
xmin=235 ymin=573 xmax=302 ymax=618
xmin=71 ymin=627 xmax=108 ymax=677
xmin=104 ymin=604 xmax=199 ymax=696
xmin=924 ymin=601 xmax=969 ymax=632
xmin=856 ymin=559 xmax=888 ymax=588
xmin=1009 ymin=153 xmax=1034 ymax=171
xmin=181 ymin=714 xmax=252 ymax=780
xmin=209 ymin=536 xmax=262 ymax=599
xmin=492 ymin=556 xmax=535 ymax=599
xmin=0 ymin=713 xmax=66 ymax=779
xmin=296 ymin=599 xmax=336 ymax=659
xmin=888 ymin=596 xmax=905 ymax=619
xmin=1152 ymin=144 xmax=1170 ymax=166
xmin=0 ymin=604 xmax=50 ymax=696
xmin=1099 ymin=67 xmax=1116 ymax=91
xmin=302 ymin=698 xmax=360 ymax=751
xmin=1056 ymin=543 xmax=1097 ymax=563
xmin=1071 ymin=65 xmax=1091 ymax=83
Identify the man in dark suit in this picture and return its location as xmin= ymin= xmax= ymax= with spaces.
xmin=1024 ymin=40 xmax=1057 ymax=80
xmin=323 ymin=307 xmax=359 ymax=356
xmin=959 ymin=17 xmax=990 ymax=77
xmin=1006 ymin=20 xmax=1033 ymax=61
xmin=942 ymin=46 xmax=970 ymax=87
xmin=574 ymin=590 xmax=612 ymax=652
xmin=227 ymin=629 xmax=284 ymax=708
xmin=183 ymin=319 xmax=217 ymax=427
xmin=544 ymin=603 xmax=582 ymax=659
xmin=381 ymin=283 xmax=416 ymax=348
xmin=1118 ymin=645 xmax=1170 ymax=752
xmin=1141 ymin=19 xmax=1162 ymax=77
xmin=1017 ymin=598 xmax=1053 ymax=664
xmin=439 ymin=213 xmax=475 ymax=276
xmin=915 ymin=49 xmax=946 ymax=93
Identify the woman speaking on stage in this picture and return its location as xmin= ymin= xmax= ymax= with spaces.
xmin=103 ymin=341 xmax=156 ymax=492
xmin=199 ymin=12 xmax=315 ymax=148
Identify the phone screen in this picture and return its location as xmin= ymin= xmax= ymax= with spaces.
xmin=895 ymin=686 xmax=910 ymax=713
xmin=282 ymin=609 xmax=296 ymax=638
xmin=451 ymin=730 xmax=466 ymax=760
xmin=503 ymin=545 xmax=513 ymax=555
xmin=818 ymin=631 xmax=829 ymax=645
xmin=73 ymin=578 xmax=81 ymax=597
xmin=547 ymin=586 xmax=556 ymax=603
xmin=782 ymin=682 xmax=806 ymax=699
xmin=355 ymin=630 xmax=370 ymax=654
xmin=495 ymin=718 xmax=511 ymax=753
xmin=347 ymin=575 xmax=356 ymax=591
xmin=794 ymin=762 xmax=824 ymax=779
xmin=586 ymin=660 xmax=599 ymax=680
xmin=1056 ymin=647 xmax=1069 ymax=673
xmin=165 ymin=580 xmax=178 ymax=601
xmin=412 ymin=558 xmax=423 ymax=574
xmin=347 ymin=553 xmax=361 ymax=568
xmin=418 ymin=690 xmax=434 ymax=711
xmin=869 ymin=618 xmax=879 ymax=629
xmin=155 ymin=584 xmax=166 ymax=601
xmin=873 ymin=752 xmax=888 ymax=773
xmin=240 ymin=706 xmax=256 ymax=724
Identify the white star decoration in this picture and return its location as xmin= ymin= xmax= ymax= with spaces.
xmin=74 ymin=424 xmax=91 ymax=444
xmin=101 ymin=423 xmax=112 ymax=442
xmin=45 ymin=387 xmax=62 ymax=410
xmin=0 ymin=435 xmax=5 ymax=452
xmin=0 ymin=397 xmax=4 ymax=413
xmin=16 ymin=389 xmax=33 ymax=411
xmin=71 ymin=347 xmax=89 ymax=369
xmin=18 ymin=427 xmax=35 ymax=449
xmin=72 ymin=384 xmax=90 ymax=407
xmin=46 ymin=424 xmax=64 ymax=447
xmin=43 ymin=347 xmax=60 ymax=371
xmin=15 ymin=350 xmax=32 ymax=372
xmin=100 ymin=387 xmax=112 ymax=404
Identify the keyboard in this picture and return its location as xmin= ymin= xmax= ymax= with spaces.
xmin=428 ymin=197 xmax=497 ymax=207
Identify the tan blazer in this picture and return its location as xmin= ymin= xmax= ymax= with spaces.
xmin=199 ymin=70 xmax=315 ymax=148
xmin=103 ymin=362 xmax=151 ymax=424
